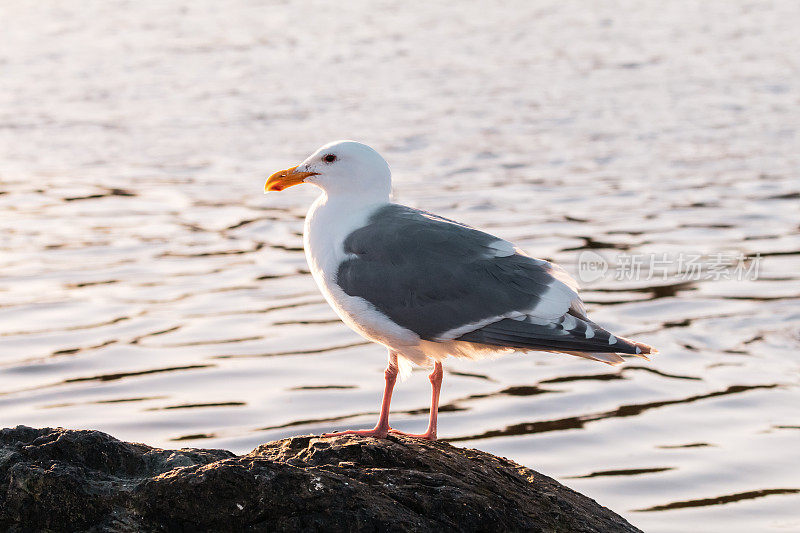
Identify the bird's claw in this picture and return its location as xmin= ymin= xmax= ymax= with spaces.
xmin=388 ymin=428 xmax=437 ymax=441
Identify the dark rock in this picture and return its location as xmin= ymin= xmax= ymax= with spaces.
xmin=0 ymin=426 xmax=641 ymax=532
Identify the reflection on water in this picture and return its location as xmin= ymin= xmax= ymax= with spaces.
xmin=636 ymin=488 xmax=800 ymax=513
xmin=447 ymin=384 xmax=782 ymax=442
xmin=1 ymin=1 xmax=799 ymax=532
xmin=567 ymin=467 xmax=675 ymax=479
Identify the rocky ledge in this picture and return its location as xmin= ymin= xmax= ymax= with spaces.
xmin=0 ymin=426 xmax=640 ymax=532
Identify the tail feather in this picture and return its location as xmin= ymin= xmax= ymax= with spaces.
xmin=551 ymin=350 xmax=626 ymax=366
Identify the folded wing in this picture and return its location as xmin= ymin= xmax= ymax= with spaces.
xmin=336 ymin=204 xmax=653 ymax=361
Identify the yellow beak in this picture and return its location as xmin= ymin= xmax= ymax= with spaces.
xmin=264 ymin=166 xmax=319 ymax=192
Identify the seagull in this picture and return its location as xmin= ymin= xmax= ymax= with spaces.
xmin=265 ymin=140 xmax=655 ymax=440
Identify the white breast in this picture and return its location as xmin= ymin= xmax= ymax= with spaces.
xmin=303 ymin=195 xmax=420 ymax=352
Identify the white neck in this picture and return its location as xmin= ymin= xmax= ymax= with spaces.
xmin=303 ymin=191 xmax=389 ymax=283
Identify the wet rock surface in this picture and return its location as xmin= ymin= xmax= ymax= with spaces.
xmin=0 ymin=426 xmax=641 ymax=532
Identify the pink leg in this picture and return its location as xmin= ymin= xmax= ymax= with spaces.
xmin=391 ymin=361 xmax=443 ymax=441
xmin=323 ymin=352 xmax=398 ymax=438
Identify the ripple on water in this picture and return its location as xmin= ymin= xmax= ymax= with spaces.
xmin=2 ymin=2 xmax=800 ymax=532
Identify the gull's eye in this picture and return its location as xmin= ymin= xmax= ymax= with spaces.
xmin=322 ymin=154 xmax=337 ymax=163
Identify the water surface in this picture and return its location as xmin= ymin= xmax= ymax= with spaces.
xmin=1 ymin=2 xmax=799 ymax=531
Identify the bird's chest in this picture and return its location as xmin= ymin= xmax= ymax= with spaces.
xmin=303 ymin=197 xmax=366 ymax=287
xmin=303 ymin=198 xmax=418 ymax=348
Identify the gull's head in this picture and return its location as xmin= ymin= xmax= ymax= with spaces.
xmin=265 ymin=140 xmax=391 ymax=199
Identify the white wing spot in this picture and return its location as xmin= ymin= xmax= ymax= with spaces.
xmin=585 ymin=325 xmax=595 ymax=338
xmin=561 ymin=314 xmax=577 ymax=330
xmin=636 ymin=346 xmax=642 ymax=354
xmin=608 ymin=334 xmax=617 ymax=345
xmin=486 ymin=240 xmax=515 ymax=258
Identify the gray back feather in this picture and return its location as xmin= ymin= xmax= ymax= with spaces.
xmin=336 ymin=204 xmax=573 ymax=340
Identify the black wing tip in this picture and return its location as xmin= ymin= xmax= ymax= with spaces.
xmin=621 ymin=337 xmax=658 ymax=359
xmin=456 ymin=318 xmax=657 ymax=359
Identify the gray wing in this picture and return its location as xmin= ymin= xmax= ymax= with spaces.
xmin=336 ymin=204 xmax=645 ymax=355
